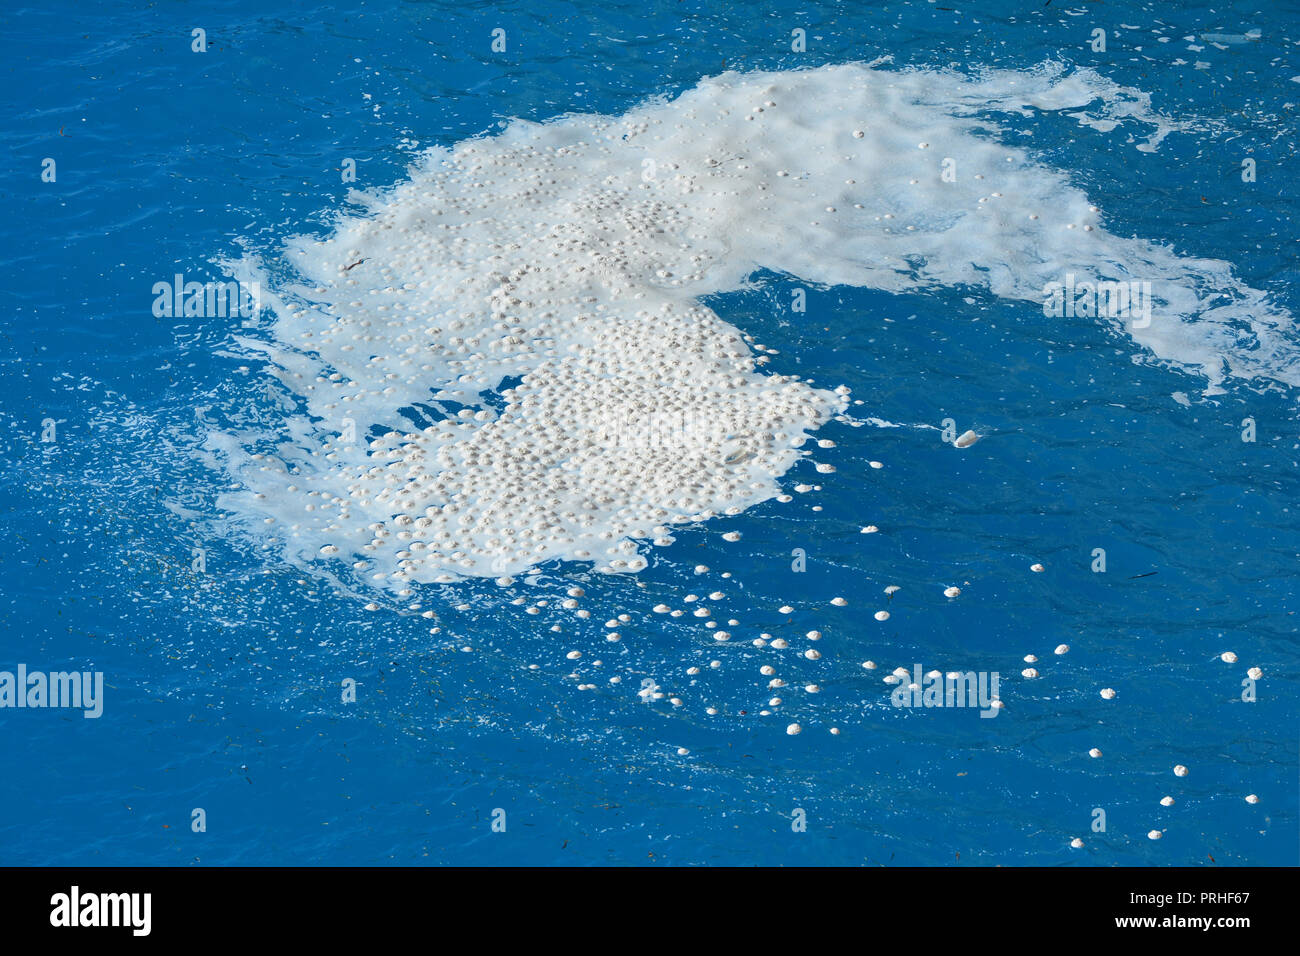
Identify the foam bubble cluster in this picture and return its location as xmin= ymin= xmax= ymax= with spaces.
xmin=214 ymin=61 xmax=1294 ymax=584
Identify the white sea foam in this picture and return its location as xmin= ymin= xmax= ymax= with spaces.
xmin=211 ymin=61 xmax=1295 ymax=583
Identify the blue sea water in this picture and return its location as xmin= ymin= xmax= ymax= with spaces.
xmin=1 ymin=0 xmax=1298 ymax=866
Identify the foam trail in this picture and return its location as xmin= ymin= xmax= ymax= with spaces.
xmin=210 ymin=61 xmax=1295 ymax=585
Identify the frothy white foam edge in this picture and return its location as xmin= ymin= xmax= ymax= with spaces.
xmin=204 ymin=60 xmax=1295 ymax=586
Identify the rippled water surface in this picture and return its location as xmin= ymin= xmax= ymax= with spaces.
xmin=1 ymin=0 xmax=1297 ymax=865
